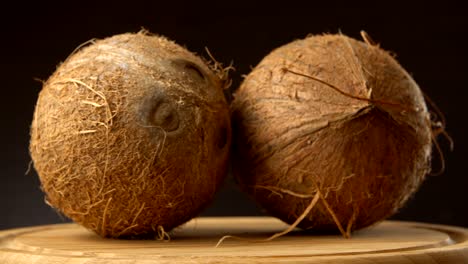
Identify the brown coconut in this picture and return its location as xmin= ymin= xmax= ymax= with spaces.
xmin=30 ymin=32 xmax=231 ymax=238
xmin=231 ymin=33 xmax=432 ymax=236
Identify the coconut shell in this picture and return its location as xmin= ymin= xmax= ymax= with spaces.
xmin=231 ymin=34 xmax=432 ymax=234
xmin=30 ymin=32 xmax=231 ymax=238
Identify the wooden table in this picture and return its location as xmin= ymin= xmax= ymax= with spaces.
xmin=1 ymin=217 xmax=467 ymax=263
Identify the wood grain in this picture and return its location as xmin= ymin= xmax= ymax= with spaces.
xmin=1 ymin=217 xmax=467 ymax=263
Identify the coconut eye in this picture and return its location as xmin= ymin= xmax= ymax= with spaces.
xmin=151 ymin=100 xmax=180 ymax=132
xmin=172 ymin=59 xmax=207 ymax=82
xmin=184 ymin=61 xmax=206 ymax=81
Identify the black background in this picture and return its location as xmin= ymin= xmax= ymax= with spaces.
xmin=1 ymin=3 xmax=467 ymax=231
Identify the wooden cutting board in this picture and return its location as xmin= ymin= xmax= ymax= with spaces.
xmin=1 ymin=217 xmax=467 ymax=263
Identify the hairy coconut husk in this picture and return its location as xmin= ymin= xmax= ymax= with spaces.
xmin=30 ymin=32 xmax=231 ymax=238
xmin=231 ymin=33 xmax=432 ymax=236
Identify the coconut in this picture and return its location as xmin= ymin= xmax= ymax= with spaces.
xmin=30 ymin=32 xmax=231 ymax=238
xmin=231 ymin=33 xmax=432 ymax=236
